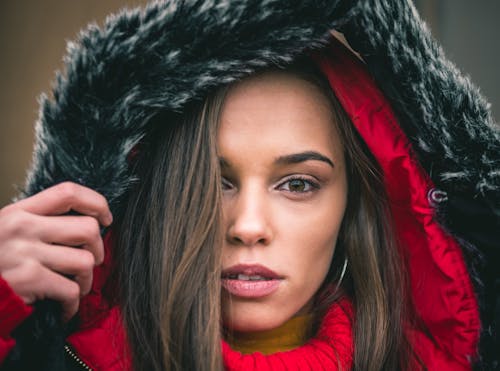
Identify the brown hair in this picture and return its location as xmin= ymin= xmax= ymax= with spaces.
xmin=115 ymin=94 xmax=226 ymax=370
xmin=114 ymin=59 xmax=423 ymax=370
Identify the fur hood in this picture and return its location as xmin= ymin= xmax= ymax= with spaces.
xmin=20 ymin=0 xmax=499 ymax=368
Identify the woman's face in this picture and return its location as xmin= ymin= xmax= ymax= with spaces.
xmin=218 ymin=71 xmax=348 ymax=333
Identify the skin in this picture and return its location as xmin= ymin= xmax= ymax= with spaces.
xmin=218 ymin=71 xmax=348 ymax=333
xmin=0 ymin=182 xmax=111 ymax=321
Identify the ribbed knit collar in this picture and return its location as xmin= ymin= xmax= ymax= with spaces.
xmin=222 ymin=299 xmax=354 ymax=371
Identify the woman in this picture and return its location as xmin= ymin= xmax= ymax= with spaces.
xmin=0 ymin=1 xmax=498 ymax=370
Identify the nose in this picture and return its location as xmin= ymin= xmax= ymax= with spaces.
xmin=225 ymin=185 xmax=273 ymax=247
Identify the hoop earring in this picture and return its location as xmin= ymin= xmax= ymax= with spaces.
xmin=334 ymin=257 xmax=348 ymax=292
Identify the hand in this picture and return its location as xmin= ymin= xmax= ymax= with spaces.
xmin=0 ymin=182 xmax=113 ymax=322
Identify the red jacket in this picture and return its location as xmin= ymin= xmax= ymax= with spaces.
xmin=0 ymin=38 xmax=481 ymax=370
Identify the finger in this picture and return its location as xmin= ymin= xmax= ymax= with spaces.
xmin=34 ymin=243 xmax=95 ymax=296
xmin=74 ymin=269 xmax=93 ymax=299
xmin=2 ymin=262 xmax=81 ymax=322
xmin=32 ymin=215 xmax=104 ymax=265
xmin=13 ymin=182 xmax=113 ymax=226
xmin=38 ymin=269 xmax=81 ymax=322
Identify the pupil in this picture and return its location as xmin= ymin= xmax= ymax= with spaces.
xmin=289 ymin=179 xmax=305 ymax=192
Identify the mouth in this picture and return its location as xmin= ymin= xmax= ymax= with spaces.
xmin=221 ymin=264 xmax=283 ymax=298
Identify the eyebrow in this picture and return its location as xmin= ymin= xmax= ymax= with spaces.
xmin=276 ymin=151 xmax=334 ymax=168
xmin=219 ymin=151 xmax=335 ymax=169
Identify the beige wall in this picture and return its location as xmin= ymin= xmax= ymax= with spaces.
xmin=0 ymin=1 xmax=147 ymax=207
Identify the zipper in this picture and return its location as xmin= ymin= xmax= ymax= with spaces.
xmin=64 ymin=343 xmax=93 ymax=371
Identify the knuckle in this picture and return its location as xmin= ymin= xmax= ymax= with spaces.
xmin=8 ymin=239 xmax=32 ymax=258
xmin=17 ymin=260 xmax=43 ymax=283
xmin=78 ymin=250 xmax=95 ymax=271
xmin=56 ymin=182 xmax=79 ymax=203
xmin=0 ymin=209 xmax=28 ymax=237
xmin=93 ymin=191 xmax=108 ymax=209
xmin=82 ymin=217 xmax=100 ymax=240
xmin=82 ymin=215 xmax=99 ymax=229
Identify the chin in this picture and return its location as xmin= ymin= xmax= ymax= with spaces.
xmin=222 ymin=303 xmax=292 ymax=333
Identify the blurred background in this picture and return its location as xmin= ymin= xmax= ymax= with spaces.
xmin=0 ymin=0 xmax=499 ymax=206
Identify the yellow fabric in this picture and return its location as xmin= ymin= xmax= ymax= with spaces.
xmin=227 ymin=314 xmax=313 ymax=355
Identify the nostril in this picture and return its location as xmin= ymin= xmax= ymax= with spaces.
xmin=229 ymin=235 xmax=244 ymax=245
xmin=226 ymin=226 xmax=270 ymax=247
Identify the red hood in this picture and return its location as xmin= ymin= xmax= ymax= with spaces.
xmin=314 ymin=38 xmax=480 ymax=365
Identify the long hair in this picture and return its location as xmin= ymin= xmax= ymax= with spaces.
xmin=114 ymin=59 xmax=422 ymax=371
xmin=115 ymin=94 xmax=226 ymax=370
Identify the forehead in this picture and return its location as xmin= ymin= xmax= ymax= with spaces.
xmin=218 ymin=71 xmax=342 ymax=158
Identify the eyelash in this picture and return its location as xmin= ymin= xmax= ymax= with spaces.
xmin=221 ymin=177 xmax=233 ymax=191
xmin=277 ymin=176 xmax=320 ymax=194
xmin=221 ymin=176 xmax=320 ymax=194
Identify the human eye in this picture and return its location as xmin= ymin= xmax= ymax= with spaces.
xmin=277 ymin=176 xmax=320 ymax=194
xmin=221 ymin=177 xmax=234 ymax=191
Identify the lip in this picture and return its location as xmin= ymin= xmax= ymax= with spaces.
xmin=221 ymin=264 xmax=282 ymax=279
xmin=221 ymin=264 xmax=283 ymax=298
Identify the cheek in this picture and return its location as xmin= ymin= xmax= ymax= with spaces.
xmin=278 ymin=192 xmax=347 ymax=288
xmin=284 ymin=213 xmax=340 ymax=283
xmin=282 ymin=186 xmax=347 ymax=289
xmin=284 ymin=188 xmax=347 ymax=255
